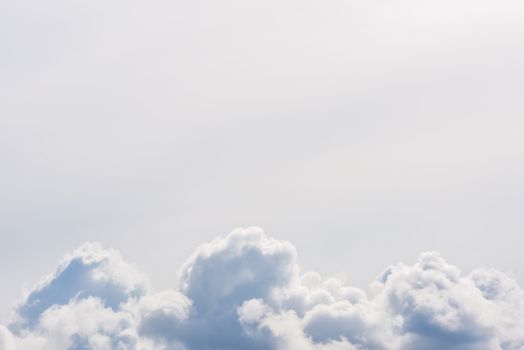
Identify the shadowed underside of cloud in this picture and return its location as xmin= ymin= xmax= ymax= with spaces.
xmin=1 ymin=228 xmax=523 ymax=350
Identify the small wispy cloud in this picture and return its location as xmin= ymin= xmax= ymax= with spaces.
xmin=1 ymin=227 xmax=523 ymax=350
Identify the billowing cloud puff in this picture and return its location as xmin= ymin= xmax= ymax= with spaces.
xmin=14 ymin=298 xmax=141 ymax=350
xmin=0 ymin=325 xmax=15 ymax=350
xmin=11 ymin=243 xmax=148 ymax=333
xmin=180 ymin=227 xmax=297 ymax=312
xmin=373 ymin=252 xmax=497 ymax=350
xmin=2 ymin=227 xmax=524 ymax=350
xmin=469 ymin=269 xmax=524 ymax=349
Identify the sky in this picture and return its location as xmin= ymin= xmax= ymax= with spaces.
xmin=1 ymin=0 xmax=524 ymax=348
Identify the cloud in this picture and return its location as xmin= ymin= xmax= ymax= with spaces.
xmin=373 ymin=252 xmax=498 ymax=350
xmin=10 ymin=243 xmax=148 ymax=334
xmin=13 ymin=298 xmax=142 ymax=350
xmin=2 ymin=228 xmax=524 ymax=349
xmin=0 ymin=325 xmax=15 ymax=350
xmin=144 ymin=227 xmax=297 ymax=350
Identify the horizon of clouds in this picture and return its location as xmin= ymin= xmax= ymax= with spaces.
xmin=1 ymin=227 xmax=524 ymax=350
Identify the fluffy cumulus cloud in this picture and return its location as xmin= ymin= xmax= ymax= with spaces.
xmin=1 ymin=227 xmax=523 ymax=350
xmin=10 ymin=243 xmax=148 ymax=333
xmin=0 ymin=325 xmax=15 ymax=350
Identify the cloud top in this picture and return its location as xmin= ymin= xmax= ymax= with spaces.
xmin=10 ymin=243 xmax=147 ymax=334
xmin=1 ymin=228 xmax=523 ymax=350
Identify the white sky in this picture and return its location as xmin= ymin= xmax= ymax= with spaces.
xmin=1 ymin=0 xmax=524 ymax=323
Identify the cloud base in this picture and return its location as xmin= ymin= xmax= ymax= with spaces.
xmin=1 ymin=227 xmax=523 ymax=350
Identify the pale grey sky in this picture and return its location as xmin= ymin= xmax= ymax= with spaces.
xmin=1 ymin=0 xmax=524 ymax=324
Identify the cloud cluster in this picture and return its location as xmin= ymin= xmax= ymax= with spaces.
xmin=1 ymin=228 xmax=523 ymax=350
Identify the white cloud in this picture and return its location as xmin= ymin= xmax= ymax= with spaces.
xmin=179 ymin=227 xmax=298 ymax=309
xmin=2 ymin=228 xmax=524 ymax=349
xmin=372 ymin=252 xmax=499 ymax=350
xmin=15 ymin=298 xmax=139 ymax=350
xmin=469 ymin=269 xmax=524 ymax=350
xmin=10 ymin=243 xmax=148 ymax=333
xmin=0 ymin=325 xmax=15 ymax=350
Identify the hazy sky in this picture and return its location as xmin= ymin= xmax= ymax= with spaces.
xmin=1 ymin=0 xmax=524 ymax=326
